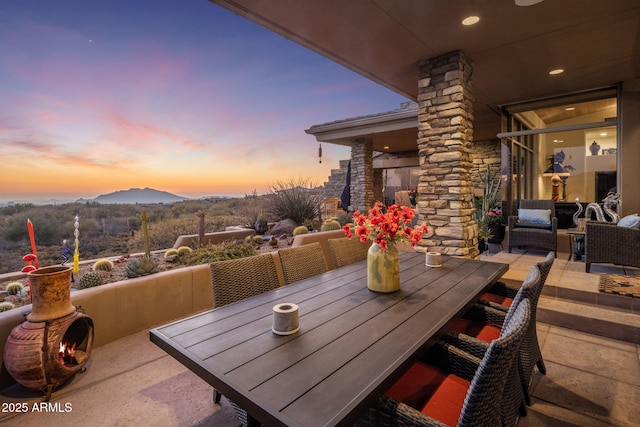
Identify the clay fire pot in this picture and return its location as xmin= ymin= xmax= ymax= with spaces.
xmin=27 ymin=265 xmax=75 ymax=322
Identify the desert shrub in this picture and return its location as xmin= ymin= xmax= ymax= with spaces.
xmin=266 ymin=178 xmax=324 ymax=224
xmin=293 ymin=226 xmax=309 ymax=236
xmin=92 ymin=258 xmax=114 ymax=272
xmin=320 ymin=219 xmax=341 ymax=231
xmin=127 ymin=214 xmax=250 ymax=253
xmin=184 ymin=242 xmax=256 ymax=266
xmin=77 ymin=272 xmax=104 ymax=289
xmin=0 ymin=302 xmax=15 ymax=312
xmin=127 ymin=217 xmax=196 ymax=253
xmin=6 ymin=282 xmax=24 ymax=295
xmin=336 ymin=212 xmax=350 ymax=226
xmin=235 ymin=196 xmax=270 ymax=229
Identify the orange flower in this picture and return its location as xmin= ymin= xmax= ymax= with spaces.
xmin=343 ymin=202 xmax=427 ymax=251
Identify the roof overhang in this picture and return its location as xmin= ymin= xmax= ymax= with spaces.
xmin=305 ymin=103 xmax=418 ymax=152
xmin=209 ymin=0 xmax=640 ymax=142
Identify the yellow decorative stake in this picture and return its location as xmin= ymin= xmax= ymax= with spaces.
xmin=73 ymin=215 xmax=80 ymax=273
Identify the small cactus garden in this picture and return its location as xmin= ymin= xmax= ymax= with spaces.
xmin=0 ymin=239 xmax=281 ymax=312
xmin=0 ymin=213 xmax=341 ymax=313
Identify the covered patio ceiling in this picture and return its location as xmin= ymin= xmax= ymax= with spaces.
xmin=209 ymin=0 xmax=639 ymax=148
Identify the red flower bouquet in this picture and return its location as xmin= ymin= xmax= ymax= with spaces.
xmin=343 ymin=201 xmax=427 ymax=250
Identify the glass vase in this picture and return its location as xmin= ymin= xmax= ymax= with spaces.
xmin=367 ymin=242 xmax=400 ymax=293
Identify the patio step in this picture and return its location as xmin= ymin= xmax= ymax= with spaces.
xmin=537 ymin=296 xmax=640 ymax=344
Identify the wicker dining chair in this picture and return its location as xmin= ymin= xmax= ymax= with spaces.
xmin=327 ymin=237 xmax=369 ymax=268
xmin=446 ymin=264 xmax=542 ymax=414
xmin=356 ymin=299 xmax=531 ymax=427
xmin=210 ymin=253 xmax=281 ymax=308
xmin=278 ymin=242 xmax=329 ymax=285
xmin=508 ymin=199 xmax=558 ymax=256
xmin=210 ymin=253 xmax=281 ymax=406
xmin=478 ymin=251 xmax=554 ymax=380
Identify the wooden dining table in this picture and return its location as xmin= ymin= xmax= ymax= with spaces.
xmin=149 ymin=252 xmax=508 ymax=427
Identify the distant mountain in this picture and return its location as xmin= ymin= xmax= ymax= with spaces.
xmin=88 ymin=188 xmax=189 ymax=204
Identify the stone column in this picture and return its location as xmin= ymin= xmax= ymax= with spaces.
xmin=416 ymin=50 xmax=478 ymax=258
xmin=350 ymin=138 xmax=374 ymax=213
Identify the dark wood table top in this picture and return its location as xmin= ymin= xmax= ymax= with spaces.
xmin=150 ymin=252 xmax=508 ymax=427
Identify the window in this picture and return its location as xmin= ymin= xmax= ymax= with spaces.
xmin=499 ymin=87 xmax=619 ymax=215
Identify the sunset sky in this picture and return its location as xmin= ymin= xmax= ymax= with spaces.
xmin=0 ymin=0 xmax=409 ymax=203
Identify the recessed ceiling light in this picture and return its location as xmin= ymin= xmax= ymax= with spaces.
xmin=549 ymin=68 xmax=564 ymax=75
xmin=600 ymin=132 xmax=608 ymax=136
xmin=383 ymin=146 xmax=390 ymax=150
xmin=462 ymin=16 xmax=480 ymax=26
xmin=553 ymin=139 xmax=564 ymax=143
xmin=565 ymin=107 xmax=575 ymax=111
xmin=515 ymin=0 xmax=544 ymax=6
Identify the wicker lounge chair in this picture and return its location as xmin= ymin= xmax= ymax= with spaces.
xmin=327 ymin=237 xmax=369 ymax=268
xmin=278 ymin=242 xmax=329 ymax=285
xmin=356 ymin=299 xmax=531 ymax=427
xmin=508 ymin=199 xmax=558 ymax=256
xmin=585 ymin=221 xmax=640 ymax=272
xmin=210 ymin=253 xmax=281 ymax=408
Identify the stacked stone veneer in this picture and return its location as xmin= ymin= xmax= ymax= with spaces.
xmin=472 ymin=140 xmax=502 ymax=190
xmin=416 ymin=50 xmax=478 ymax=257
xmin=323 ymin=159 xmax=350 ymax=199
xmin=351 ymin=139 xmax=374 ymax=213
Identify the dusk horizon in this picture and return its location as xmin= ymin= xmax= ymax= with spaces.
xmin=0 ymin=0 xmax=409 ymax=203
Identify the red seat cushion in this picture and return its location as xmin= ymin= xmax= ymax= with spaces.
xmin=421 ymin=374 xmax=471 ymax=427
xmin=475 ymin=324 xmax=501 ymax=342
xmin=449 ymin=318 xmax=501 ymax=342
xmin=480 ymin=291 xmax=514 ymax=307
xmin=386 ymin=361 xmax=470 ymax=427
xmin=386 ymin=361 xmax=445 ymax=409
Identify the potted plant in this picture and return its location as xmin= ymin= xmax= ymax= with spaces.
xmin=481 ymin=207 xmax=506 ymax=243
xmin=478 ymin=226 xmax=493 ymax=254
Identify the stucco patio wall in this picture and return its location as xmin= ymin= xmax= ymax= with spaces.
xmin=0 ymin=264 xmax=213 ymax=390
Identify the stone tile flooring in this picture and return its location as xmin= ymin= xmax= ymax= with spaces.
xmin=1 ymin=250 xmax=639 ymax=426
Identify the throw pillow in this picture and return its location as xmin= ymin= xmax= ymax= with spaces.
xmin=518 ymin=208 xmax=551 ymax=225
xmin=617 ymin=214 xmax=640 ymax=228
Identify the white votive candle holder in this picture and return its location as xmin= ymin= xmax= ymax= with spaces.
xmin=272 ymin=303 xmax=300 ymax=336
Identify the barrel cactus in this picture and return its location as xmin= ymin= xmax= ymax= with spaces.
xmin=125 ymin=256 xmax=159 ymax=278
xmin=164 ymin=248 xmax=179 ymax=258
xmin=176 ymin=246 xmax=193 ymax=256
xmin=6 ymin=282 xmax=24 ymax=296
xmin=293 ymin=226 xmax=309 ymax=236
xmin=92 ymin=258 xmax=115 ymax=272
xmin=0 ymin=302 xmax=15 ymax=312
xmin=77 ymin=272 xmax=104 ymax=289
xmin=321 ymin=219 xmax=341 ymax=232
xmin=244 ymin=235 xmax=253 ymax=244
xmin=253 ymin=235 xmax=264 ymax=245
